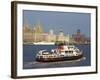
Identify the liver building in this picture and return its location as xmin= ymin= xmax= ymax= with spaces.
xmin=23 ymin=21 xmax=70 ymax=43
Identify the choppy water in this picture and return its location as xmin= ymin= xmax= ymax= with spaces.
xmin=23 ymin=44 xmax=91 ymax=69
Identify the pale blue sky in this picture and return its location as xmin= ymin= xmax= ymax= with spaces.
xmin=23 ymin=10 xmax=91 ymax=37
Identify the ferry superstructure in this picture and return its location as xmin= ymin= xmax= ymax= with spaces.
xmin=36 ymin=44 xmax=83 ymax=62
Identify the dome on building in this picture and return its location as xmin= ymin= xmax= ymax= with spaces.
xmin=23 ymin=23 xmax=31 ymax=32
xmin=59 ymin=31 xmax=64 ymax=36
xmin=49 ymin=29 xmax=54 ymax=35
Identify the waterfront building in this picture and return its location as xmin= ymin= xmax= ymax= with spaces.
xmin=56 ymin=31 xmax=70 ymax=43
xmin=32 ymin=21 xmax=43 ymax=42
xmin=47 ymin=30 xmax=56 ymax=42
xmin=72 ymin=29 xmax=90 ymax=44
xmin=23 ymin=21 xmax=71 ymax=43
xmin=23 ymin=23 xmax=33 ymax=43
xmin=57 ymin=31 xmax=65 ymax=42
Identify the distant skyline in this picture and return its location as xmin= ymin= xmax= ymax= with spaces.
xmin=23 ymin=10 xmax=91 ymax=37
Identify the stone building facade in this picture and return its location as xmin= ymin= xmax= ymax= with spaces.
xmin=23 ymin=22 xmax=70 ymax=43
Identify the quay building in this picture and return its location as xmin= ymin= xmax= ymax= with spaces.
xmin=23 ymin=22 xmax=70 ymax=43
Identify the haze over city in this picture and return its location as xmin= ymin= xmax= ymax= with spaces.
xmin=23 ymin=10 xmax=91 ymax=37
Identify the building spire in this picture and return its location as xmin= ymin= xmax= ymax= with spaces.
xmin=23 ymin=19 xmax=31 ymax=32
xmin=33 ymin=18 xmax=43 ymax=33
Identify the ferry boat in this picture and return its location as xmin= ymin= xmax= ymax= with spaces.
xmin=33 ymin=42 xmax=55 ymax=45
xmin=36 ymin=44 xmax=83 ymax=62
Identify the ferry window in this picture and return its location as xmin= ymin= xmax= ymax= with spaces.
xmin=65 ymin=51 xmax=68 ymax=53
xmin=69 ymin=51 xmax=73 ymax=53
xmin=42 ymin=51 xmax=49 ymax=55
